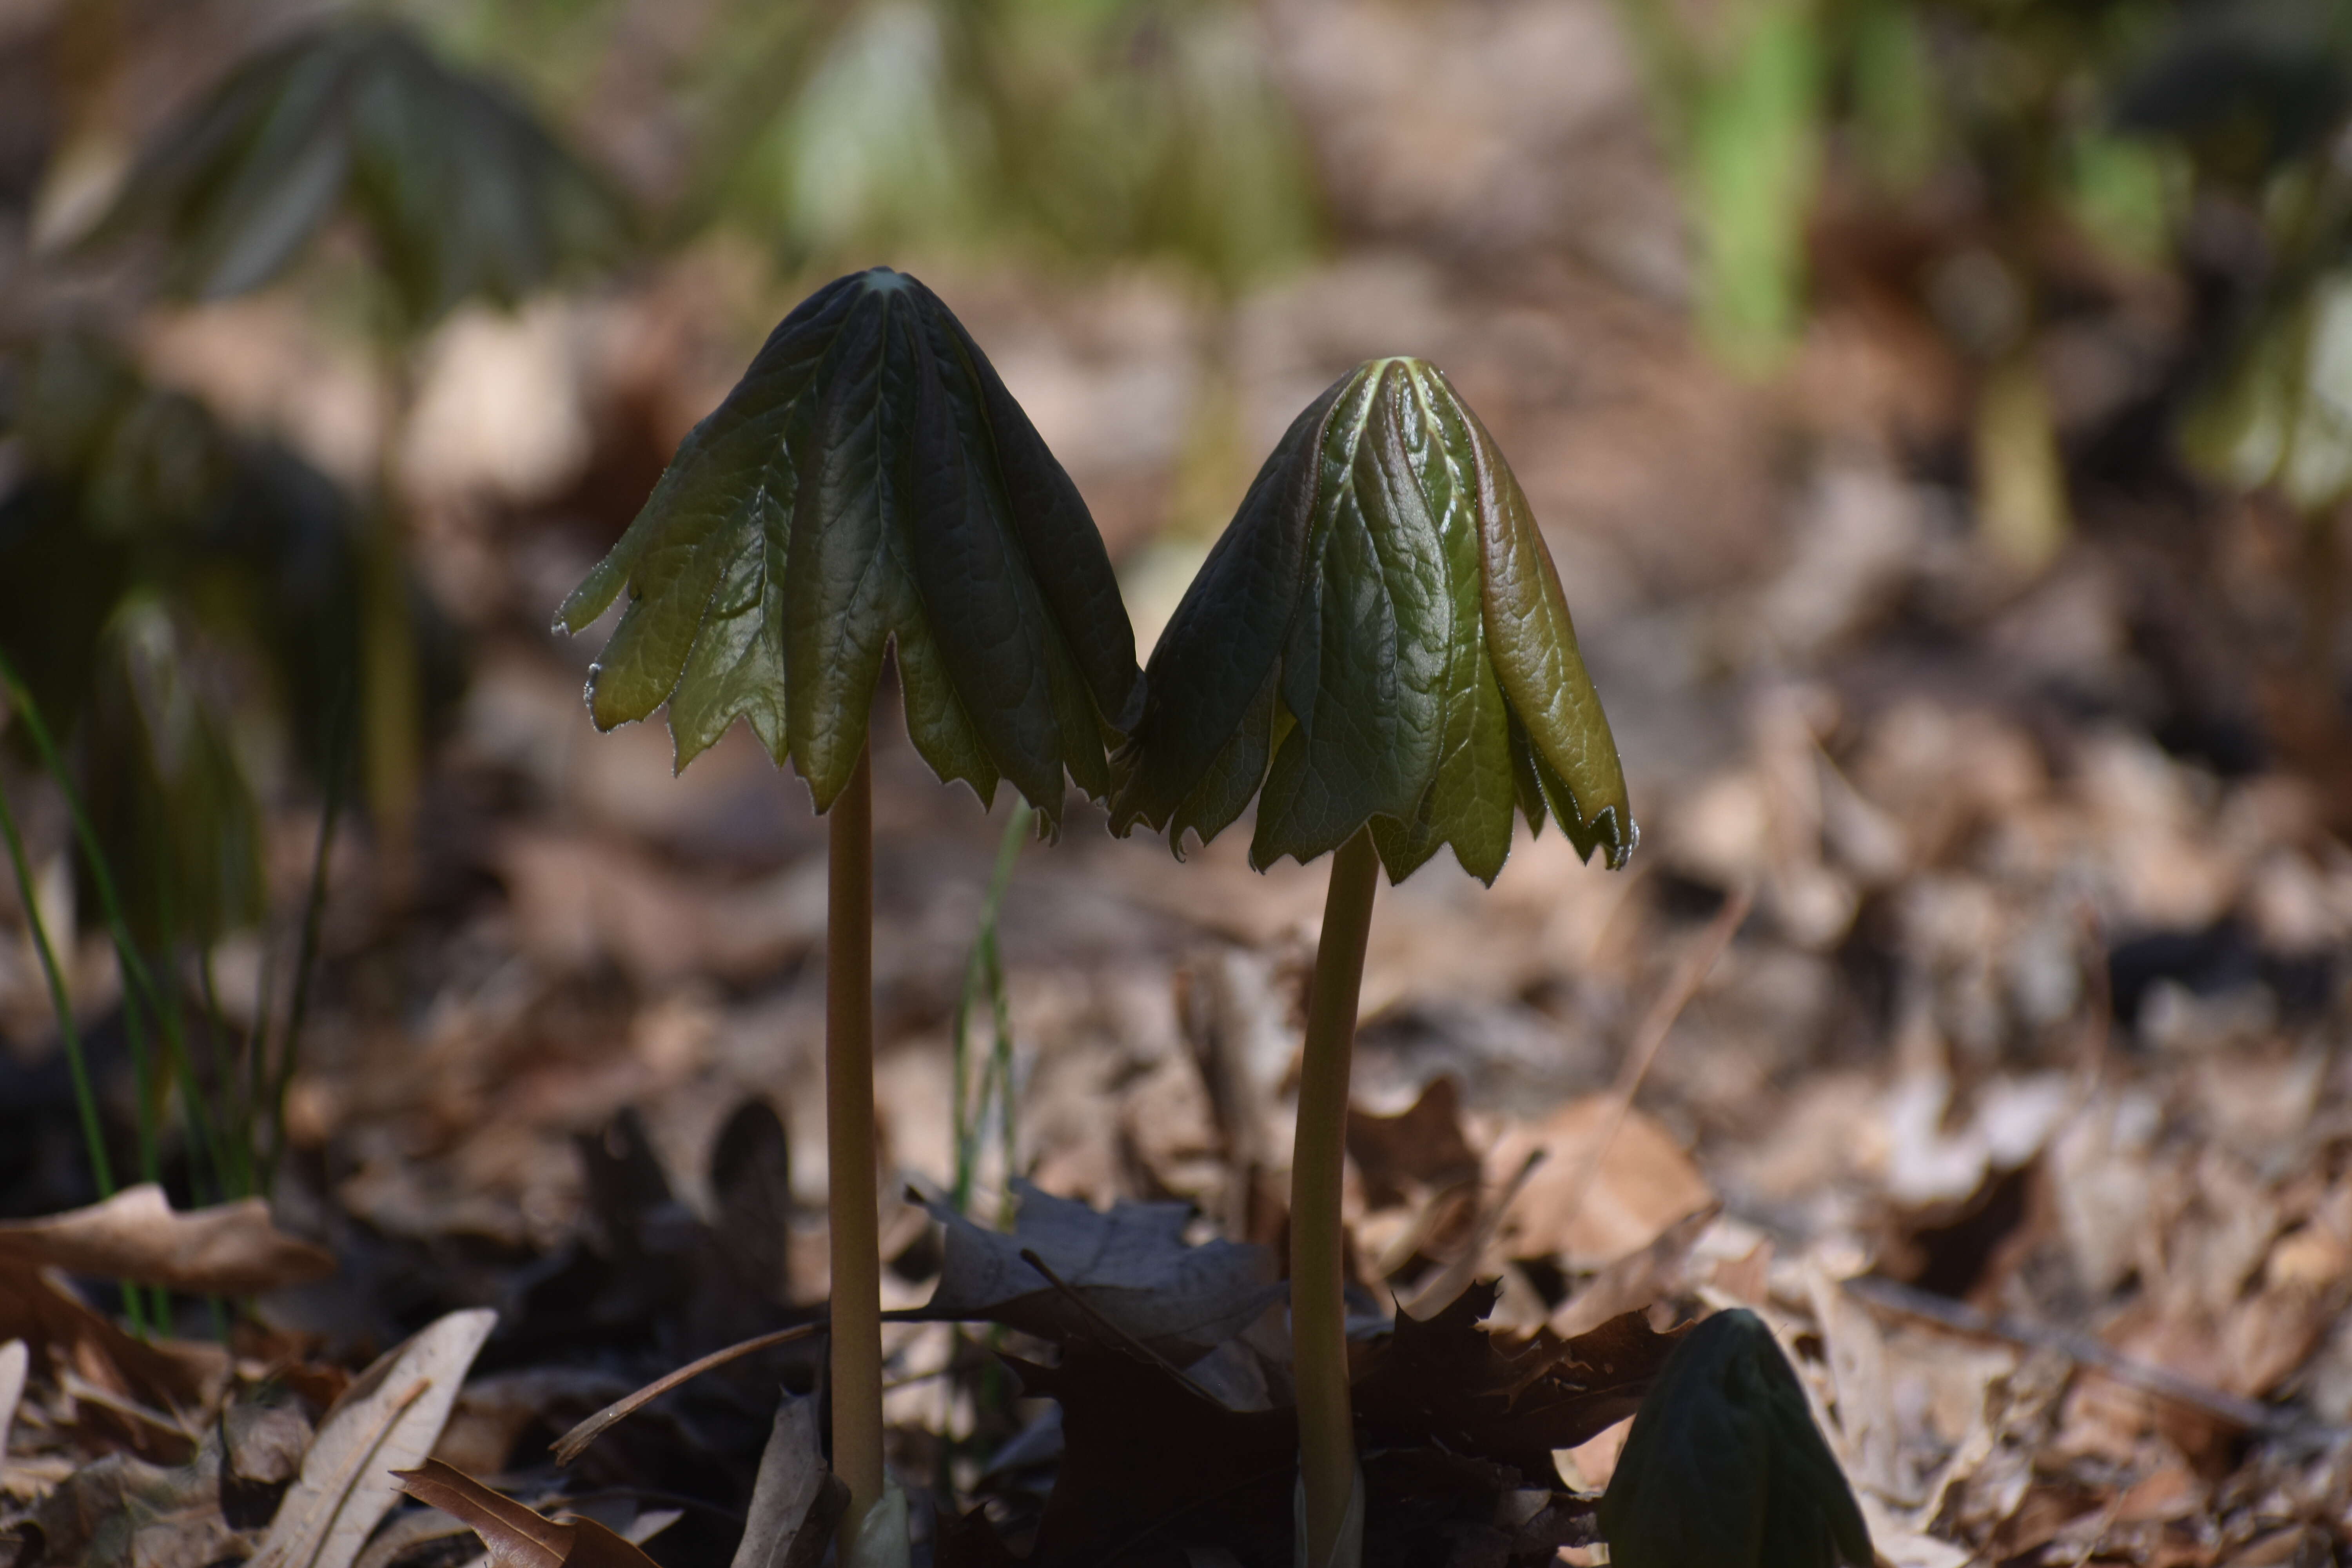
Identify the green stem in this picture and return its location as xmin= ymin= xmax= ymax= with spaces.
xmin=0 ymin=653 xmax=225 ymax=1195
xmin=0 ymin=771 xmax=114 ymax=1201
xmin=1292 ymin=827 xmax=1379 ymax=1568
xmin=826 ymin=744 xmax=885 ymax=1523
xmin=267 ymin=683 xmax=350 ymax=1189
xmin=953 ymin=801 xmax=1030 ymax=1216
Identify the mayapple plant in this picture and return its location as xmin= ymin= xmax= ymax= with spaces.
xmin=90 ymin=18 xmax=630 ymax=890
xmin=1600 ymin=1308 xmax=1874 ymax=1568
xmin=1111 ymin=356 xmax=1635 ymax=1568
xmin=556 ymin=267 xmax=1141 ymax=1560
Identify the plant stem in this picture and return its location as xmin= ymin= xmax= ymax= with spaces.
xmin=826 ymin=743 xmax=885 ymax=1524
xmin=1292 ymin=826 xmax=1379 ymax=1568
xmin=0 ymin=653 xmax=225 ymax=1196
xmin=267 ymin=682 xmax=351 ymax=1189
xmin=0 ymin=773 xmax=114 ymax=1200
xmin=953 ymin=800 xmax=1030 ymax=1217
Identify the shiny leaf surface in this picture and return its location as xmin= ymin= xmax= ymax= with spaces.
xmin=1598 ymin=1308 xmax=1872 ymax=1568
xmin=555 ymin=269 xmax=1141 ymax=823
xmin=1111 ymin=358 xmax=1632 ymax=882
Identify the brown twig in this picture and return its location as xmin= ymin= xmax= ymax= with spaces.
xmin=552 ymin=1321 xmax=824 ymax=1466
xmin=1842 ymin=1275 xmax=2303 ymax=1436
xmin=1015 ymin=1247 xmax=1221 ymax=1403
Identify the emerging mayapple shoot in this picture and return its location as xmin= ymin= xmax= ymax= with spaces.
xmin=1600 ymin=1309 xmax=1874 ymax=1568
xmin=1112 ymin=357 xmax=1632 ymax=881
xmin=1112 ymin=356 xmax=1634 ymax=1568
xmin=556 ymin=267 xmax=1141 ymax=1560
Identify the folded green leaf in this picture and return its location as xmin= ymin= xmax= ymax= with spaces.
xmin=554 ymin=268 xmax=1141 ymax=824
xmin=1597 ymin=1308 xmax=1872 ymax=1568
xmin=1111 ymin=357 xmax=1633 ymax=882
xmin=88 ymin=21 xmax=627 ymax=328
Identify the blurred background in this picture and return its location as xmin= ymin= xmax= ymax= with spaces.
xmin=3 ymin=0 xmax=2352 ymax=1559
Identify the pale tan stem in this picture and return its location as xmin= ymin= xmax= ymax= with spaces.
xmin=1291 ymin=827 xmax=1379 ymax=1568
xmin=827 ymin=745 xmax=884 ymax=1521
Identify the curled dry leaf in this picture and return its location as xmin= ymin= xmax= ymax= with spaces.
xmin=731 ymin=1388 xmax=850 ymax=1568
xmin=392 ymin=1457 xmax=661 ymax=1568
xmin=250 ymin=1306 xmax=496 ymax=1568
xmin=0 ymin=1184 xmax=334 ymax=1295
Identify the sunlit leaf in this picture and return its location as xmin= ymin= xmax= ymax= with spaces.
xmin=554 ymin=267 xmax=1142 ymax=824
xmin=1598 ymin=1308 xmax=1872 ymax=1568
xmin=1111 ymin=357 xmax=1633 ymax=884
xmin=89 ymin=20 xmax=628 ymax=328
xmin=2182 ymin=269 xmax=2352 ymax=514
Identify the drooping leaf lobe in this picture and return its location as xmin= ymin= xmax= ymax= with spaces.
xmin=1112 ymin=357 xmax=1633 ymax=882
xmin=556 ymin=269 xmax=1140 ymax=823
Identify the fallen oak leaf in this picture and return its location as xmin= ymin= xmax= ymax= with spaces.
xmin=1354 ymin=1279 xmax=1682 ymax=1481
xmin=911 ymin=1180 xmax=1278 ymax=1363
xmin=251 ymin=1307 xmax=496 ymax=1568
xmin=0 ymin=1184 xmax=334 ymax=1295
xmin=392 ymin=1458 xmax=662 ymax=1568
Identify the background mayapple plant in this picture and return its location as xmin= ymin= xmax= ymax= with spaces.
xmin=1111 ymin=355 xmax=1634 ymax=1568
xmin=556 ymin=266 xmax=1142 ymax=1552
xmin=86 ymin=17 xmax=631 ymax=890
xmin=1600 ymin=1308 xmax=1875 ymax=1568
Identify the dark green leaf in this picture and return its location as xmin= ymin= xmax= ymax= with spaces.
xmin=1598 ymin=1308 xmax=1873 ymax=1568
xmin=555 ymin=269 xmax=1140 ymax=824
xmin=1111 ymin=358 xmax=1634 ymax=883
xmin=89 ymin=22 xmax=628 ymax=328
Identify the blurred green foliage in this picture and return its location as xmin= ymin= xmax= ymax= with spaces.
xmin=87 ymin=18 xmax=631 ymax=334
xmin=1626 ymin=0 xmax=2352 ymax=583
xmin=690 ymin=0 xmax=1319 ymax=291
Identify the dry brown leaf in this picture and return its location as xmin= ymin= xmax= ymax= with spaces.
xmin=1551 ymin=1204 xmax=1719 ymax=1338
xmin=731 ymin=1389 xmax=849 ymax=1568
xmin=496 ymin=829 xmax=826 ymax=984
xmin=1489 ymin=1096 xmax=1714 ymax=1268
xmin=0 ymin=1263 xmax=225 ymax=1410
xmin=393 ymin=1457 xmax=662 ymax=1567
xmin=1346 ymin=1076 xmax=1480 ymax=1209
xmin=0 ymin=1184 xmax=334 ymax=1295
xmin=251 ymin=1306 xmax=496 ymax=1568
xmin=0 ymin=1338 xmax=24 ymax=1459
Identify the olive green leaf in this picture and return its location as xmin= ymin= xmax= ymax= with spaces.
xmin=1109 ymin=357 xmax=1633 ymax=884
xmin=1597 ymin=1309 xmax=1873 ymax=1568
xmin=87 ymin=20 xmax=627 ymax=329
xmin=554 ymin=268 xmax=1142 ymax=825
